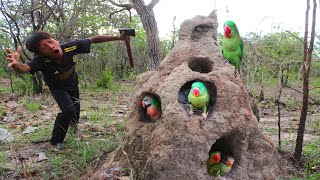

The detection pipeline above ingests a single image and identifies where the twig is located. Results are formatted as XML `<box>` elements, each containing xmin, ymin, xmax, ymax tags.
<box><xmin>108</xmin><ymin>0</ymin><xmax>132</xmax><ymax>21</ymax></box>
<box><xmin>285</xmin><ymin>31</ymin><xmax>304</xmax><ymax>44</ymax></box>
<box><xmin>282</xmin><ymin>84</ymin><xmax>319</xmax><ymax>103</ymax></box>
<box><xmin>309</xmin><ymin>86</ymin><xmax>320</xmax><ymax>91</ymax></box>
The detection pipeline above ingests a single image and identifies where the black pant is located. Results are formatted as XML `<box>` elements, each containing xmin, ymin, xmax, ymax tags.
<box><xmin>49</xmin><ymin>86</ymin><xmax>80</xmax><ymax>145</ymax></box>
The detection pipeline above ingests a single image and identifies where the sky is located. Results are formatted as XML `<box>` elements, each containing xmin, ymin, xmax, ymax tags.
<box><xmin>148</xmin><ymin>0</ymin><xmax>316</xmax><ymax>38</ymax></box>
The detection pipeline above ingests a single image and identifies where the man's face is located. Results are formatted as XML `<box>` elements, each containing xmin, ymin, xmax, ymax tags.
<box><xmin>37</xmin><ymin>38</ymin><xmax>63</xmax><ymax>59</ymax></box>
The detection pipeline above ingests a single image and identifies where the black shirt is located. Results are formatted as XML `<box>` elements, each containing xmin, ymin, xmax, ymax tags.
<box><xmin>27</xmin><ymin>38</ymin><xmax>91</xmax><ymax>89</ymax></box>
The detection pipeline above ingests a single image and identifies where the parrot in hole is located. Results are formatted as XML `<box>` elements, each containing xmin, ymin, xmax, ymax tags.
<box><xmin>207</xmin><ymin>155</ymin><xmax>234</xmax><ymax>177</ymax></box>
<box><xmin>207</xmin><ymin>151</ymin><xmax>221</xmax><ymax>171</ymax></box>
<box><xmin>188</xmin><ymin>82</ymin><xmax>210</xmax><ymax>119</ymax></box>
<box><xmin>141</xmin><ymin>95</ymin><xmax>161</xmax><ymax>121</ymax></box>
<box><xmin>221</xmin><ymin>20</ymin><xmax>243</xmax><ymax>77</ymax></box>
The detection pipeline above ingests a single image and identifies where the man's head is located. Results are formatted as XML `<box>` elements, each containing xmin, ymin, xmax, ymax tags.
<box><xmin>25</xmin><ymin>31</ymin><xmax>63</xmax><ymax>59</ymax></box>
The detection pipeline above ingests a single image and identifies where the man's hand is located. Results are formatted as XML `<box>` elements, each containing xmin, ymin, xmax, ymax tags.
<box><xmin>120</xmin><ymin>32</ymin><xmax>130</xmax><ymax>41</ymax></box>
<box><xmin>5</xmin><ymin>46</ymin><xmax>30</xmax><ymax>74</ymax></box>
<box><xmin>6</xmin><ymin>46</ymin><xmax>22</xmax><ymax>67</ymax></box>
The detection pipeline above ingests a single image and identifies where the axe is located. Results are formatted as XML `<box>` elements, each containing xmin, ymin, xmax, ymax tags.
<box><xmin>119</xmin><ymin>28</ymin><xmax>135</xmax><ymax>68</ymax></box>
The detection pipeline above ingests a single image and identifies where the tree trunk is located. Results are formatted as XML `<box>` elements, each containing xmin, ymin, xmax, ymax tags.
<box><xmin>32</xmin><ymin>72</ymin><xmax>44</xmax><ymax>94</ymax></box>
<box><xmin>130</xmin><ymin>0</ymin><xmax>161</xmax><ymax>70</ymax></box>
<box><xmin>108</xmin><ymin>0</ymin><xmax>161</xmax><ymax>70</ymax></box>
<box><xmin>277</xmin><ymin>67</ymin><xmax>283</xmax><ymax>150</ymax></box>
<box><xmin>294</xmin><ymin>0</ymin><xmax>317</xmax><ymax>163</ymax></box>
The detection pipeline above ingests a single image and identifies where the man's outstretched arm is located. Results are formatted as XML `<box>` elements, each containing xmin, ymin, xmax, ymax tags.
<box><xmin>6</xmin><ymin>46</ymin><xmax>30</xmax><ymax>74</ymax></box>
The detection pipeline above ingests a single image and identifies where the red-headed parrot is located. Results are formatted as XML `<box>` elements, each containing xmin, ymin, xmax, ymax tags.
<box><xmin>221</xmin><ymin>20</ymin><xmax>243</xmax><ymax>77</ymax></box>
<box><xmin>207</xmin><ymin>151</ymin><xmax>221</xmax><ymax>172</ymax></box>
<box><xmin>188</xmin><ymin>82</ymin><xmax>210</xmax><ymax>119</ymax></box>
<box><xmin>207</xmin><ymin>155</ymin><xmax>234</xmax><ymax>177</ymax></box>
<box><xmin>142</xmin><ymin>95</ymin><xmax>161</xmax><ymax>121</ymax></box>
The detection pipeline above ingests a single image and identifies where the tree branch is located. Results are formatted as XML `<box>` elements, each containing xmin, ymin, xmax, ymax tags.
<box><xmin>21</xmin><ymin>0</ymin><xmax>48</xmax><ymax>15</ymax></box>
<box><xmin>108</xmin><ymin>0</ymin><xmax>131</xmax><ymax>8</ymax></box>
<box><xmin>285</xmin><ymin>30</ymin><xmax>304</xmax><ymax>44</ymax></box>
<box><xmin>147</xmin><ymin>0</ymin><xmax>159</xmax><ymax>9</ymax></box>
<box><xmin>108</xmin><ymin>0</ymin><xmax>132</xmax><ymax>20</ymax></box>
<box><xmin>309</xmin><ymin>87</ymin><xmax>320</xmax><ymax>91</ymax></box>
<box><xmin>283</xmin><ymin>84</ymin><xmax>319</xmax><ymax>104</ymax></box>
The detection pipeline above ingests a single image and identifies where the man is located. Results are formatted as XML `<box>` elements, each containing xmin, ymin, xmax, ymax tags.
<box><xmin>6</xmin><ymin>31</ymin><xmax>128</xmax><ymax>151</ymax></box>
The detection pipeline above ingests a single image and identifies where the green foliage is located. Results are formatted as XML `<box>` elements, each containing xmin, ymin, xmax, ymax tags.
<box><xmin>96</xmin><ymin>67</ymin><xmax>114</xmax><ymax>88</ymax></box>
<box><xmin>0</xmin><ymin>151</ymin><xmax>7</xmax><ymax>164</ymax></box>
<box><xmin>122</xmin><ymin>68</ymin><xmax>137</xmax><ymax>81</ymax></box>
<box><xmin>303</xmin><ymin>140</ymin><xmax>320</xmax><ymax>176</ymax></box>
<box><xmin>264</xmin><ymin>127</ymin><xmax>278</xmax><ymax>136</ymax></box>
<box><xmin>281</xmin><ymin>124</ymin><xmax>296</xmax><ymax>151</ymax></box>
<box><xmin>19</xmin><ymin>96</ymin><xmax>29</xmax><ymax>105</ymax></box>
<box><xmin>88</xmin><ymin>113</ymin><xmax>101</xmax><ymax>123</ymax></box>
<box><xmin>12</xmin><ymin>74</ymin><xmax>34</xmax><ymax>96</ymax></box>
<box><xmin>26</xmin><ymin>102</ymin><xmax>40</xmax><ymax>112</ymax></box>
<box><xmin>83</xmin><ymin>144</ymin><xmax>89</xmax><ymax>162</ymax></box>
<box><xmin>24</xmin><ymin>126</ymin><xmax>52</xmax><ymax>143</ymax></box>
<box><xmin>0</xmin><ymin>66</ymin><xmax>6</xmax><ymax>77</ymax></box>
<box><xmin>160</xmin><ymin>38</ymin><xmax>173</xmax><ymax>59</ymax></box>
<box><xmin>244</xmin><ymin>31</ymin><xmax>305</xmax><ymax>87</ymax></box>
<box><xmin>0</xmin><ymin>105</ymin><xmax>4</xmax><ymax>118</ymax></box>
<box><xmin>19</xmin><ymin>96</ymin><xmax>41</xmax><ymax>112</ymax></box>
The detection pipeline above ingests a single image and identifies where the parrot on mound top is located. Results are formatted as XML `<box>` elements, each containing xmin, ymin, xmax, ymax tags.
<box><xmin>142</xmin><ymin>95</ymin><xmax>161</xmax><ymax>122</ymax></box>
<box><xmin>221</xmin><ymin>20</ymin><xmax>243</xmax><ymax>77</ymax></box>
<box><xmin>188</xmin><ymin>82</ymin><xmax>210</xmax><ymax>119</ymax></box>
<box><xmin>207</xmin><ymin>155</ymin><xmax>234</xmax><ymax>177</ymax></box>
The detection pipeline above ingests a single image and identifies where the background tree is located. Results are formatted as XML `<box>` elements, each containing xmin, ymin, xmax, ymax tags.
<box><xmin>108</xmin><ymin>0</ymin><xmax>161</xmax><ymax>70</ymax></box>
<box><xmin>294</xmin><ymin>0</ymin><xmax>317</xmax><ymax>163</ymax></box>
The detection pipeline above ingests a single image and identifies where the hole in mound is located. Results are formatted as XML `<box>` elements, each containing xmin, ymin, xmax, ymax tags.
<box><xmin>178</xmin><ymin>80</ymin><xmax>217</xmax><ymax>118</ymax></box>
<box><xmin>139</xmin><ymin>92</ymin><xmax>162</xmax><ymax>123</ymax></box>
<box><xmin>207</xmin><ymin>138</ymin><xmax>235</xmax><ymax>177</ymax></box>
<box><xmin>191</xmin><ymin>24</ymin><xmax>213</xmax><ymax>41</ymax></box>
<box><xmin>188</xmin><ymin>57</ymin><xmax>213</xmax><ymax>73</ymax></box>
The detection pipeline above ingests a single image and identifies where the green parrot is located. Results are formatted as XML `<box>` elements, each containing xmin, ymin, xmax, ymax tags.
<box><xmin>207</xmin><ymin>151</ymin><xmax>221</xmax><ymax>171</ymax></box>
<box><xmin>207</xmin><ymin>155</ymin><xmax>234</xmax><ymax>177</ymax></box>
<box><xmin>142</xmin><ymin>95</ymin><xmax>161</xmax><ymax>122</ymax></box>
<box><xmin>221</xmin><ymin>20</ymin><xmax>243</xmax><ymax>77</ymax></box>
<box><xmin>188</xmin><ymin>82</ymin><xmax>210</xmax><ymax>119</ymax></box>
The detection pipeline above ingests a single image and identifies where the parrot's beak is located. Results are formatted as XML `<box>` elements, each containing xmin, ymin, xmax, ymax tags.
<box><xmin>227</xmin><ymin>161</ymin><xmax>233</xmax><ymax>167</ymax></box>
<box><xmin>224</xmin><ymin>25</ymin><xmax>231</xmax><ymax>38</ymax></box>
<box><xmin>193</xmin><ymin>87</ymin><xmax>200</xmax><ymax>97</ymax></box>
<box><xmin>142</xmin><ymin>101</ymin><xmax>146</xmax><ymax>108</ymax></box>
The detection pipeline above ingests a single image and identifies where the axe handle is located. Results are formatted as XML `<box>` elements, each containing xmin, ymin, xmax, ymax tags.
<box><xmin>125</xmin><ymin>40</ymin><xmax>134</xmax><ymax>68</ymax></box>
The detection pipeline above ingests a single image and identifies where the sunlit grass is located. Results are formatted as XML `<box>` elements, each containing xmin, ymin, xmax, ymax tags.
<box><xmin>24</xmin><ymin>126</ymin><xmax>52</xmax><ymax>142</ymax></box>
<box><xmin>0</xmin><ymin>151</ymin><xmax>7</xmax><ymax>164</ymax></box>
<box><xmin>302</xmin><ymin>139</ymin><xmax>320</xmax><ymax>178</ymax></box>
<box><xmin>0</xmin><ymin>105</ymin><xmax>4</xmax><ymax>118</ymax></box>
<box><xmin>26</xmin><ymin>102</ymin><xmax>40</xmax><ymax>112</ymax></box>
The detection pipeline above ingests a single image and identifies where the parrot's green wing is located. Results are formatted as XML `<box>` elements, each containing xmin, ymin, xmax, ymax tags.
<box><xmin>220</xmin><ymin>162</ymin><xmax>232</xmax><ymax>175</ymax></box>
<box><xmin>208</xmin><ymin>162</ymin><xmax>231</xmax><ymax>177</ymax></box>
<box><xmin>208</xmin><ymin>163</ymin><xmax>221</xmax><ymax>176</ymax></box>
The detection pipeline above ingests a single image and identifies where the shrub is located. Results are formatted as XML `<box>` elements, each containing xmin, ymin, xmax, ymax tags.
<box><xmin>96</xmin><ymin>67</ymin><xmax>114</xmax><ymax>88</ymax></box>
